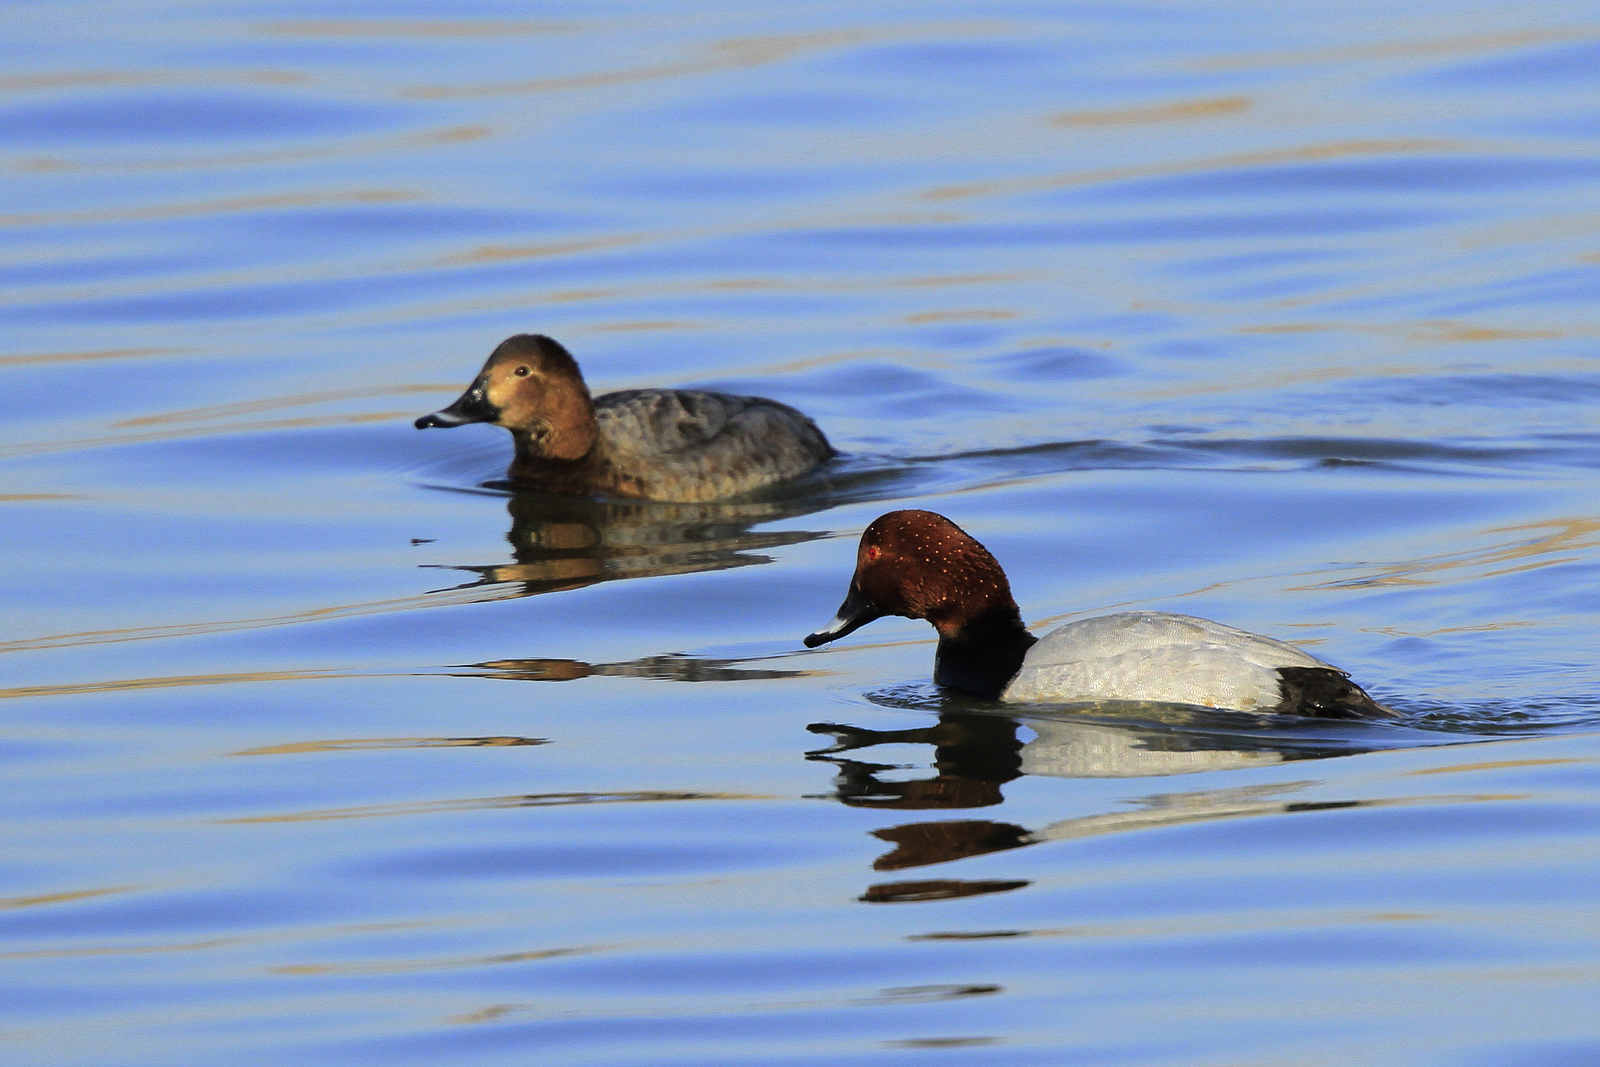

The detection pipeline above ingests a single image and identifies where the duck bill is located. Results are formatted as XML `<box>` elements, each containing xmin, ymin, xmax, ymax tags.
<box><xmin>804</xmin><ymin>584</ymin><xmax>885</xmax><ymax>648</ymax></box>
<box><xmin>415</xmin><ymin>379</ymin><xmax>497</xmax><ymax>429</ymax></box>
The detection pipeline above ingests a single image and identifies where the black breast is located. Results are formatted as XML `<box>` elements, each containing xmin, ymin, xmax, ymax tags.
<box><xmin>1275</xmin><ymin>666</ymin><xmax>1394</xmax><ymax>719</ymax></box>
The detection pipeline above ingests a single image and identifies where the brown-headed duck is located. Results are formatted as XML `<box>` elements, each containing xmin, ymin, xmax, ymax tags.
<box><xmin>416</xmin><ymin>334</ymin><xmax>833</xmax><ymax>502</ymax></box>
<box><xmin>804</xmin><ymin>509</ymin><xmax>1393</xmax><ymax>718</ymax></box>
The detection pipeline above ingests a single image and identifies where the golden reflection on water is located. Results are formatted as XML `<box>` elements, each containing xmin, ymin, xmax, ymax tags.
<box><xmin>1235</xmin><ymin>319</ymin><xmax>1561</xmax><ymax>348</ymax></box>
<box><xmin>1459</xmin><ymin>211</ymin><xmax>1600</xmax><ymax>258</ymax></box>
<box><xmin>107</xmin><ymin>384</ymin><xmax>439</xmax><ymax>430</ymax></box>
<box><xmin>589</xmin><ymin>318</ymin><xmax>703</xmax><ymax>334</ymax></box>
<box><xmin>0</xmin><ymin>584</ymin><xmax>524</xmax><ymax>657</ymax></box>
<box><xmin>543</xmin><ymin>286</ymin><xmax>626</xmax><ymax>304</ymax></box>
<box><xmin>0</xmin><ymin>885</ymin><xmax>133</xmax><ymax>911</ymax></box>
<box><xmin>518</xmin><ymin>273</ymin><xmax>1028</xmax><ymax>345</ymax></box>
<box><xmin>439</xmin><ymin>234</ymin><xmax>644</xmax><ymax>267</ymax></box>
<box><xmin>1301</xmin><ymin>515</ymin><xmax>1600</xmax><ymax>592</ymax></box>
<box><xmin>1235</xmin><ymin>321</ymin><xmax>1563</xmax><ymax>344</ymax></box>
<box><xmin>0</xmin><ymin>188</ymin><xmax>418</xmax><ymax>228</ymax></box>
<box><xmin>7</xmin><ymin>407</ymin><xmax>400</xmax><ymax>454</ymax></box>
<box><xmin>1409</xmin><ymin>323</ymin><xmax>1564</xmax><ymax>343</ymax></box>
<box><xmin>1191</xmin><ymin>26</ymin><xmax>1588</xmax><ymax>72</ymax></box>
<box><xmin>11</xmin><ymin>123</ymin><xmax>494</xmax><ymax>176</ymax></box>
<box><xmin>1050</xmin><ymin>94</ymin><xmax>1251</xmax><ymax>127</ymax></box>
<box><xmin>0</xmin><ymin>917</ymin><xmax>445</xmax><ymax>963</ymax></box>
<box><xmin>1406</xmin><ymin>756</ymin><xmax>1588</xmax><ymax>777</ymax></box>
<box><xmin>1017</xmin><ymin>515</ymin><xmax>1600</xmax><ymax>644</ymax></box>
<box><xmin>0</xmin><ymin>70</ymin><xmax>308</xmax><ymax>93</ymax></box>
<box><xmin>919</xmin><ymin>137</ymin><xmax>1451</xmax><ymax>204</ymax></box>
<box><xmin>904</xmin><ymin>309</ymin><xmax>1017</xmax><ymax>325</ymax></box>
<box><xmin>0</xmin><ymin>935</ymin><xmax>239</xmax><ymax>962</ymax></box>
<box><xmin>0</xmin><ymin>668</ymin><xmax>373</xmax><ymax>701</ymax></box>
<box><xmin>403</xmin><ymin>28</ymin><xmax>873</xmax><ymax>100</ymax></box>
<box><xmin>257</xmin><ymin>18</ymin><xmax>575</xmax><ymax>39</ymax></box>
<box><xmin>1132</xmin><ymin>356</ymin><xmax>1430</xmax><ymax>402</ymax></box>
<box><xmin>0</xmin><ymin>346</ymin><xmax>178</xmax><ymax>368</ymax></box>
<box><xmin>1135</xmin><ymin>338</ymin><xmax>1580</xmax><ymax>403</ymax></box>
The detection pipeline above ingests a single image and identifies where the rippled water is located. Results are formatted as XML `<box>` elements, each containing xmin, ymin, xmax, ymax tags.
<box><xmin>4</xmin><ymin>3</ymin><xmax>1600</xmax><ymax>1063</ymax></box>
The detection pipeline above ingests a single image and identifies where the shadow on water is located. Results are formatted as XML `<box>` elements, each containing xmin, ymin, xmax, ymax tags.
<box><xmin>804</xmin><ymin>685</ymin><xmax>1559</xmax><ymax>903</ymax></box>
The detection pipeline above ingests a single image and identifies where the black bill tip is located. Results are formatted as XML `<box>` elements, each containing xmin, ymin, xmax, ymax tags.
<box><xmin>803</xmin><ymin>585</ymin><xmax>883</xmax><ymax>649</ymax></box>
<box><xmin>415</xmin><ymin>380</ymin><xmax>496</xmax><ymax>431</ymax></box>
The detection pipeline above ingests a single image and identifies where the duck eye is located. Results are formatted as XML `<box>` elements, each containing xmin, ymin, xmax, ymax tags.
<box><xmin>865</xmin><ymin>545</ymin><xmax>881</xmax><ymax>562</ymax></box>
<box><xmin>514</xmin><ymin>365</ymin><xmax>530</xmax><ymax>377</ymax></box>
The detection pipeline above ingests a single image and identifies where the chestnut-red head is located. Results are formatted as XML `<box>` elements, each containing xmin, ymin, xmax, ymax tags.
<box><xmin>804</xmin><ymin>509</ymin><xmax>1019</xmax><ymax>647</ymax></box>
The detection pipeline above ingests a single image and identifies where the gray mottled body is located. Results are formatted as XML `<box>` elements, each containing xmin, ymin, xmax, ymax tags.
<box><xmin>583</xmin><ymin>389</ymin><xmax>833</xmax><ymax>502</ymax></box>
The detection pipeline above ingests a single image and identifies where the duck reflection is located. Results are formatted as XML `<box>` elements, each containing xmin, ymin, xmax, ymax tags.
<box><xmin>424</xmin><ymin>489</ymin><xmax>830</xmax><ymax>599</ymax></box>
<box><xmin>416</xmin><ymin>449</ymin><xmax>931</xmax><ymax>602</ymax></box>
<box><xmin>809</xmin><ymin>698</ymin><xmax>1400</xmax><ymax>903</ymax></box>
<box><xmin>445</xmin><ymin>651</ymin><xmax>809</xmax><ymax>684</ymax></box>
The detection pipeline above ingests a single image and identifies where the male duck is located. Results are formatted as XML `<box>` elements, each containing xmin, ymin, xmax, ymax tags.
<box><xmin>416</xmin><ymin>334</ymin><xmax>834</xmax><ymax>502</ymax></box>
<box><xmin>804</xmin><ymin>509</ymin><xmax>1392</xmax><ymax>718</ymax></box>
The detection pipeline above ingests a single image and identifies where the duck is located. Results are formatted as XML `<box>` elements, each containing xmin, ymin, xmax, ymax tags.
<box><xmin>804</xmin><ymin>509</ymin><xmax>1393</xmax><ymax>718</ymax></box>
<box><xmin>416</xmin><ymin>334</ymin><xmax>834</xmax><ymax>502</ymax></box>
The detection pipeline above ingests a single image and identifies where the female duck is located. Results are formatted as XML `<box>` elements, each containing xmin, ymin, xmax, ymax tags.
<box><xmin>416</xmin><ymin>334</ymin><xmax>833</xmax><ymax>502</ymax></box>
<box><xmin>804</xmin><ymin>509</ymin><xmax>1392</xmax><ymax>718</ymax></box>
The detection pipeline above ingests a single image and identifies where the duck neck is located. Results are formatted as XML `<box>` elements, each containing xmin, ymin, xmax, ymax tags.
<box><xmin>933</xmin><ymin>605</ymin><xmax>1038</xmax><ymax>700</ymax></box>
<box><xmin>508</xmin><ymin>430</ymin><xmax>611</xmax><ymax>491</ymax></box>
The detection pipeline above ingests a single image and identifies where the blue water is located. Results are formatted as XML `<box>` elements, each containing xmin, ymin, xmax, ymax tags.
<box><xmin>4</xmin><ymin>2</ymin><xmax>1600</xmax><ymax>1063</ymax></box>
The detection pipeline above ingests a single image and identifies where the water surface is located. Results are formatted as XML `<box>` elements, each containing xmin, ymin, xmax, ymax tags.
<box><xmin>4</xmin><ymin>2</ymin><xmax>1600</xmax><ymax>1063</ymax></box>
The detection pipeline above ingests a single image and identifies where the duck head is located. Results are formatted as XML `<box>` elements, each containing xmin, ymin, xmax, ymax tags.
<box><xmin>415</xmin><ymin>334</ymin><xmax>597</xmax><ymax>461</ymax></box>
<box><xmin>805</xmin><ymin>509</ymin><xmax>1023</xmax><ymax>648</ymax></box>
